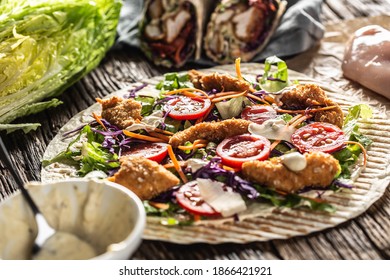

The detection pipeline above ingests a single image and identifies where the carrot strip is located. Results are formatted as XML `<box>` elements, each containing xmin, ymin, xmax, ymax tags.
<box><xmin>196</xmin><ymin>103</ymin><xmax>215</xmax><ymax>124</ymax></box>
<box><xmin>92</xmin><ymin>112</ymin><xmax>107</xmax><ymax>131</ymax></box>
<box><xmin>289</xmin><ymin>115</ymin><xmax>311</xmax><ymax>128</ymax></box>
<box><xmin>235</xmin><ymin>57</ymin><xmax>243</xmax><ymax>80</ymax></box>
<box><xmin>163</xmin><ymin>88</ymin><xmax>209</xmax><ymax>99</ymax></box>
<box><xmin>123</xmin><ymin>130</ymin><xmax>163</xmax><ymax>142</ymax></box>
<box><xmin>153</xmin><ymin>127</ymin><xmax>174</xmax><ymax>136</ymax></box>
<box><xmin>163</xmin><ymin>161</ymin><xmax>186</xmax><ymax>169</ymax></box>
<box><xmin>178</xmin><ymin>144</ymin><xmax>207</xmax><ymax>151</ymax></box>
<box><xmin>211</xmin><ymin>91</ymin><xmax>246</xmax><ymax>103</ymax></box>
<box><xmin>345</xmin><ymin>141</ymin><xmax>368</xmax><ymax>167</ymax></box>
<box><xmin>193</xmin><ymin>139</ymin><xmax>208</xmax><ymax>145</ymax></box>
<box><xmin>222</xmin><ymin>165</ymin><xmax>240</xmax><ymax>172</ymax></box>
<box><xmin>148</xmin><ymin>131</ymin><xmax>170</xmax><ymax>142</ymax></box>
<box><xmin>245</xmin><ymin>92</ymin><xmax>270</xmax><ymax>105</ymax></box>
<box><xmin>167</xmin><ymin>145</ymin><xmax>188</xmax><ymax>183</ymax></box>
<box><xmin>287</xmin><ymin>114</ymin><xmax>303</xmax><ymax>125</ymax></box>
<box><xmin>149</xmin><ymin>201</ymin><xmax>170</xmax><ymax>210</ymax></box>
<box><xmin>270</xmin><ymin>140</ymin><xmax>281</xmax><ymax>151</ymax></box>
<box><xmin>276</xmin><ymin>105</ymin><xmax>338</xmax><ymax>115</ymax></box>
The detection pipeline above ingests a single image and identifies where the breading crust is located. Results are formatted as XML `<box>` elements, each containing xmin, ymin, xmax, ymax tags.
<box><xmin>280</xmin><ymin>84</ymin><xmax>344</xmax><ymax>128</ymax></box>
<box><xmin>98</xmin><ymin>96</ymin><xmax>142</xmax><ymax>129</ymax></box>
<box><xmin>169</xmin><ymin>119</ymin><xmax>251</xmax><ymax>147</ymax></box>
<box><xmin>242</xmin><ymin>152</ymin><xmax>340</xmax><ymax>193</ymax></box>
<box><xmin>111</xmin><ymin>156</ymin><xmax>180</xmax><ymax>200</ymax></box>
<box><xmin>189</xmin><ymin>70</ymin><xmax>251</xmax><ymax>92</ymax></box>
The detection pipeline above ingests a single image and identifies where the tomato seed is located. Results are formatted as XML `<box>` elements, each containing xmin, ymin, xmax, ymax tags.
<box><xmin>302</xmin><ymin>133</ymin><xmax>311</xmax><ymax>139</ymax></box>
<box><xmin>325</xmin><ymin>139</ymin><xmax>333</xmax><ymax>144</ymax></box>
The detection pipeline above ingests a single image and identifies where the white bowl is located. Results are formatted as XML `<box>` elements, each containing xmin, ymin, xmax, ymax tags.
<box><xmin>0</xmin><ymin>179</ymin><xmax>145</xmax><ymax>260</ymax></box>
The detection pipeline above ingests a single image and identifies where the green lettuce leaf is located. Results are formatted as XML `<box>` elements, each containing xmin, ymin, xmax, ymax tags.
<box><xmin>0</xmin><ymin>0</ymin><xmax>122</xmax><ymax>132</ymax></box>
<box><xmin>259</xmin><ymin>56</ymin><xmax>290</xmax><ymax>93</ymax></box>
<box><xmin>156</xmin><ymin>72</ymin><xmax>193</xmax><ymax>92</ymax></box>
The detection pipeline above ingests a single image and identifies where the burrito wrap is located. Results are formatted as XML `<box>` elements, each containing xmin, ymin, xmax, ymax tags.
<box><xmin>204</xmin><ymin>0</ymin><xmax>287</xmax><ymax>64</ymax></box>
<box><xmin>140</xmin><ymin>0</ymin><xmax>214</xmax><ymax>67</ymax></box>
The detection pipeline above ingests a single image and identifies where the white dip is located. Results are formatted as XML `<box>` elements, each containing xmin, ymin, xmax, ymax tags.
<box><xmin>33</xmin><ymin>232</ymin><xmax>97</xmax><ymax>260</ymax></box>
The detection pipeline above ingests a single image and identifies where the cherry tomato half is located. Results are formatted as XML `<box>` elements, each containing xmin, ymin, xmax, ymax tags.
<box><xmin>175</xmin><ymin>182</ymin><xmax>221</xmax><ymax>217</ymax></box>
<box><xmin>216</xmin><ymin>134</ymin><xmax>271</xmax><ymax>168</ymax></box>
<box><xmin>164</xmin><ymin>96</ymin><xmax>211</xmax><ymax>120</ymax></box>
<box><xmin>241</xmin><ymin>105</ymin><xmax>277</xmax><ymax>124</ymax></box>
<box><xmin>122</xmin><ymin>143</ymin><xmax>168</xmax><ymax>163</ymax></box>
<box><xmin>291</xmin><ymin>122</ymin><xmax>346</xmax><ymax>153</ymax></box>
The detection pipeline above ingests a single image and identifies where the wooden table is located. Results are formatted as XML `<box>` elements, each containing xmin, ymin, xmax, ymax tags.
<box><xmin>1</xmin><ymin>0</ymin><xmax>389</xmax><ymax>260</ymax></box>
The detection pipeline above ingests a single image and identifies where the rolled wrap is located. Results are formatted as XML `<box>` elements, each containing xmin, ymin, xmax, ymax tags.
<box><xmin>139</xmin><ymin>0</ymin><xmax>214</xmax><ymax>68</ymax></box>
<box><xmin>204</xmin><ymin>0</ymin><xmax>286</xmax><ymax>64</ymax></box>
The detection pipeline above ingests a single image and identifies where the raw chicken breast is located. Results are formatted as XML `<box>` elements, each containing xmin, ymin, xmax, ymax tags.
<box><xmin>342</xmin><ymin>25</ymin><xmax>390</xmax><ymax>99</ymax></box>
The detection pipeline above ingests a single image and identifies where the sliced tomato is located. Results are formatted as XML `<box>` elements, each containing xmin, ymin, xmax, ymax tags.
<box><xmin>291</xmin><ymin>122</ymin><xmax>346</xmax><ymax>153</ymax></box>
<box><xmin>164</xmin><ymin>96</ymin><xmax>211</xmax><ymax>120</ymax></box>
<box><xmin>175</xmin><ymin>182</ymin><xmax>221</xmax><ymax>217</ymax></box>
<box><xmin>241</xmin><ymin>105</ymin><xmax>277</xmax><ymax>124</ymax></box>
<box><xmin>122</xmin><ymin>143</ymin><xmax>168</xmax><ymax>163</ymax></box>
<box><xmin>216</xmin><ymin>134</ymin><xmax>271</xmax><ymax>168</ymax></box>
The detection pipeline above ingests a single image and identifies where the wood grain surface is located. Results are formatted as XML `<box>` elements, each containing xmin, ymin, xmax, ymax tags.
<box><xmin>1</xmin><ymin>0</ymin><xmax>389</xmax><ymax>260</ymax></box>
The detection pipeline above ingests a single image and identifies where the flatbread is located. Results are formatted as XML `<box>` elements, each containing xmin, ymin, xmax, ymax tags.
<box><xmin>41</xmin><ymin>63</ymin><xmax>390</xmax><ymax>244</ymax></box>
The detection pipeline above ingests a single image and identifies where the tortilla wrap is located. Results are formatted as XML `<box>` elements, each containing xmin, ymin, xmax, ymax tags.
<box><xmin>204</xmin><ymin>0</ymin><xmax>287</xmax><ymax>64</ymax></box>
<box><xmin>139</xmin><ymin>0</ymin><xmax>215</xmax><ymax>68</ymax></box>
<box><xmin>42</xmin><ymin>63</ymin><xmax>390</xmax><ymax>244</ymax></box>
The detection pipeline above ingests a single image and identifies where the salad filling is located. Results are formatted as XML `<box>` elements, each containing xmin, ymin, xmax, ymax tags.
<box><xmin>43</xmin><ymin>57</ymin><xmax>372</xmax><ymax>225</ymax></box>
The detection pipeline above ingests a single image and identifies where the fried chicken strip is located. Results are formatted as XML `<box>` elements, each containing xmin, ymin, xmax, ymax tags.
<box><xmin>242</xmin><ymin>152</ymin><xmax>340</xmax><ymax>193</ymax></box>
<box><xmin>280</xmin><ymin>84</ymin><xmax>344</xmax><ymax>128</ymax></box>
<box><xmin>111</xmin><ymin>156</ymin><xmax>180</xmax><ymax>200</ymax></box>
<box><xmin>97</xmin><ymin>96</ymin><xmax>142</xmax><ymax>129</ymax></box>
<box><xmin>169</xmin><ymin>119</ymin><xmax>251</xmax><ymax>148</ymax></box>
<box><xmin>189</xmin><ymin>70</ymin><xmax>251</xmax><ymax>92</ymax></box>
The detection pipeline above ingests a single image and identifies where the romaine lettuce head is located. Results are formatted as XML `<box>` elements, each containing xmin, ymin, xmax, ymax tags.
<box><xmin>0</xmin><ymin>0</ymin><xmax>122</xmax><ymax>133</ymax></box>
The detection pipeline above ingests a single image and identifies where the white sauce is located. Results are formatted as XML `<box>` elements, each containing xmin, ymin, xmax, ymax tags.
<box><xmin>281</xmin><ymin>152</ymin><xmax>307</xmax><ymax>172</ymax></box>
<box><xmin>248</xmin><ymin>119</ymin><xmax>296</xmax><ymax>141</ymax></box>
<box><xmin>197</xmin><ymin>178</ymin><xmax>247</xmax><ymax>217</ymax></box>
<box><xmin>33</xmin><ymin>232</ymin><xmax>96</xmax><ymax>260</ymax></box>
<box><xmin>186</xmin><ymin>158</ymin><xmax>207</xmax><ymax>173</ymax></box>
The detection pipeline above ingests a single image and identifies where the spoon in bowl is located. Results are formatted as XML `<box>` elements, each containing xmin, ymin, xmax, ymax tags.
<box><xmin>0</xmin><ymin>136</ymin><xmax>55</xmax><ymax>256</ymax></box>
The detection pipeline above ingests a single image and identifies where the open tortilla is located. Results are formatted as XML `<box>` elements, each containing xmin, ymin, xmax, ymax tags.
<box><xmin>42</xmin><ymin>63</ymin><xmax>390</xmax><ymax>244</ymax></box>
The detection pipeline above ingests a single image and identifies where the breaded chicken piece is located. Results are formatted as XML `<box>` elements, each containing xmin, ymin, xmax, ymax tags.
<box><xmin>169</xmin><ymin>119</ymin><xmax>251</xmax><ymax>148</ymax></box>
<box><xmin>242</xmin><ymin>152</ymin><xmax>340</xmax><ymax>193</ymax></box>
<box><xmin>111</xmin><ymin>156</ymin><xmax>180</xmax><ymax>200</ymax></box>
<box><xmin>97</xmin><ymin>96</ymin><xmax>142</xmax><ymax>129</ymax></box>
<box><xmin>189</xmin><ymin>70</ymin><xmax>251</xmax><ymax>92</ymax></box>
<box><xmin>280</xmin><ymin>84</ymin><xmax>343</xmax><ymax>128</ymax></box>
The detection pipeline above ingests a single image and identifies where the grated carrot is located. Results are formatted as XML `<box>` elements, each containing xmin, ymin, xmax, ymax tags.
<box><xmin>149</xmin><ymin>201</ymin><xmax>170</xmax><ymax>210</ymax></box>
<box><xmin>178</xmin><ymin>143</ymin><xmax>207</xmax><ymax>151</ymax></box>
<box><xmin>195</xmin><ymin>103</ymin><xmax>215</xmax><ymax>124</ymax></box>
<box><xmin>270</xmin><ymin>140</ymin><xmax>281</xmax><ymax>151</ymax></box>
<box><xmin>211</xmin><ymin>91</ymin><xmax>246</xmax><ymax>103</ymax></box>
<box><xmin>163</xmin><ymin>161</ymin><xmax>186</xmax><ymax>169</ymax></box>
<box><xmin>245</xmin><ymin>92</ymin><xmax>270</xmax><ymax>105</ymax></box>
<box><xmin>345</xmin><ymin>141</ymin><xmax>368</xmax><ymax>167</ymax></box>
<box><xmin>123</xmin><ymin>130</ymin><xmax>163</xmax><ymax>142</ymax></box>
<box><xmin>167</xmin><ymin>145</ymin><xmax>188</xmax><ymax>183</ymax></box>
<box><xmin>148</xmin><ymin>131</ymin><xmax>170</xmax><ymax>142</ymax></box>
<box><xmin>153</xmin><ymin>127</ymin><xmax>174</xmax><ymax>135</ymax></box>
<box><xmin>235</xmin><ymin>57</ymin><xmax>243</xmax><ymax>80</ymax></box>
<box><xmin>222</xmin><ymin>165</ymin><xmax>240</xmax><ymax>172</ymax></box>
<box><xmin>289</xmin><ymin>115</ymin><xmax>311</xmax><ymax>128</ymax></box>
<box><xmin>92</xmin><ymin>112</ymin><xmax>107</xmax><ymax>131</ymax></box>
<box><xmin>276</xmin><ymin>105</ymin><xmax>338</xmax><ymax>115</ymax></box>
<box><xmin>163</xmin><ymin>88</ymin><xmax>209</xmax><ymax>99</ymax></box>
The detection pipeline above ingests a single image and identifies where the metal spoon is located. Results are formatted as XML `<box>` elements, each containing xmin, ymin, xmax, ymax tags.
<box><xmin>0</xmin><ymin>136</ymin><xmax>55</xmax><ymax>256</ymax></box>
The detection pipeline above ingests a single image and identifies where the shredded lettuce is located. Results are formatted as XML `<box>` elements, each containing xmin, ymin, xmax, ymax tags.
<box><xmin>343</xmin><ymin>104</ymin><xmax>373</xmax><ymax>147</ymax></box>
<box><xmin>0</xmin><ymin>0</ymin><xmax>122</xmax><ymax>133</ymax></box>
<box><xmin>259</xmin><ymin>56</ymin><xmax>290</xmax><ymax>93</ymax></box>
<box><xmin>156</xmin><ymin>72</ymin><xmax>193</xmax><ymax>92</ymax></box>
<box><xmin>43</xmin><ymin>124</ymin><xmax>119</xmax><ymax>176</ymax></box>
